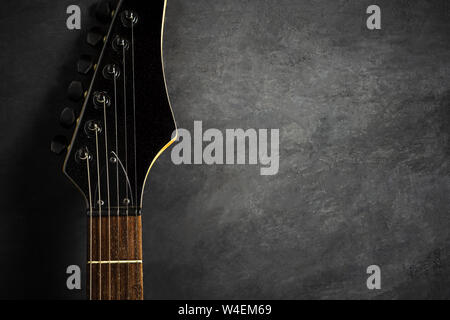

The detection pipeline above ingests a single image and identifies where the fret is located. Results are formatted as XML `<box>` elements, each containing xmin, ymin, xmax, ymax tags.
<box><xmin>87</xmin><ymin>215</ymin><xmax>143</xmax><ymax>300</ymax></box>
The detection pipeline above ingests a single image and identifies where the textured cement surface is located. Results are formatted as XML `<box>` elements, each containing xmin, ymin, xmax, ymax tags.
<box><xmin>0</xmin><ymin>0</ymin><xmax>449</xmax><ymax>299</ymax></box>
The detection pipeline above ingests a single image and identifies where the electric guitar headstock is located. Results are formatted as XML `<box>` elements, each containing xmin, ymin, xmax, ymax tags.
<box><xmin>54</xmin><ymin>0</ymin><xmax>177</xmax><ymax>215</ymax></box>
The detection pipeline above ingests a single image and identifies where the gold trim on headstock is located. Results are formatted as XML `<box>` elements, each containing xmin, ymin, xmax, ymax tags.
<box><xmin>63</xmin><ymin>0</ymin><xmax>178</xmax><ymax>209</ymax></box>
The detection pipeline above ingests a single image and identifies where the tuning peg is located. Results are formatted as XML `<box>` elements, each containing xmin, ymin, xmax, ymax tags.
<box><xmin>68</xmin><ymin>81</ymin><xmax>84</xmax><ymax>101</ymax></box>
<box><xmin>95</xmin><ymin>0</ymin><xmax>113</xmax><ymax>23</ymax></box>
<box><xmin>77</xmin><ymin>55</ymin><xmax>94</xmax><ymax>75</ymax></box>
<box><xmin>60</xmin><ymin>107</ymin><xmax>76</xmax><ymax>128</ymax></box>
<box><xmin>51</xmin><ymin>135</ymin><xmax>68</xmax><ymax>155</ymax></box>
<box><xmin>87</xmin><ymin>27</ymin><xmax>104</xmax><ymax>47</ymax></box>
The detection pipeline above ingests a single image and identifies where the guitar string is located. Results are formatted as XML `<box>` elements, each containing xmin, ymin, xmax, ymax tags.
<box><xmin>102</xmin><ymin>98</ymin><xmax>112</xmax><ymax>300</ymax></box>
<box><xmin>122</xmin><ymin>45</ymin><xmax>130</xmax><ymax>299</ymax></box>
<box><xmin>94</xmin><ymin>125</ymin><xmax>102</xmax><ymax>300</ymax></box>
<box><xmin>113</xmin><ymin>75</ymin><xmax>121</xmax><ymax>299</ymax></box>
<box><xmin>131</xmin><ymin>21</ymin><xmax>140</xmax><ymax>298</ymax></box>
<box><xmin>85</xmin><ymin>151</ymin><xmax>93</xmax><ymax>300</ymax></box>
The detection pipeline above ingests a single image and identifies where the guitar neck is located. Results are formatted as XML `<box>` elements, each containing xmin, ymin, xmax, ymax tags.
<box><xmin>87</xmin><ymin>214</ymin><xmax>143</xmax><ymax>300</ymax></box>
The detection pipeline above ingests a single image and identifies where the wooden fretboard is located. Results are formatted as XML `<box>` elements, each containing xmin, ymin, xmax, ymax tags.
<box><xmin>87</xmin><ymin>215</ymin><xmax>143</xmax><ymax>300</ymax></box>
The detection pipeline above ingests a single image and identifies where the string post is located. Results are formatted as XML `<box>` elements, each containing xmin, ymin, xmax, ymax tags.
<box><xmin>84</xmin><ymin>120</ymin><xmax>102</xmax><ymax>138</ymax></box>
<box><xmin>112</xmin><ymin>35</ymin><xmax>129</xmax><ymax>52</ymax></box>
<box><xmin>121</xmin><ymin>10</ymin><xmax>138</xmax><ymax>28</ymax></box>
<box><xmin>103</xmin><ymin>64</ymin><xmax>121</xmax><ymax>80</ymax></box>
<box><xmin>93</xmin><ymin>91</ymin><xmax>111</xmax><ymax>109</ymax></box>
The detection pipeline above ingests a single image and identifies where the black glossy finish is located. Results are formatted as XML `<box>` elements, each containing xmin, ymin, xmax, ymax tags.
<box><xmin>86</xmin><ymin>27</ymin><xmax>104</xmax><ymax>47</ymax></box>
<box><xmin>64</xmin><ymin>0</ymin><xmax>176</xmax><ymax>212</ymax></box>
<box><xmin>67</xmin><ymin>80</ymin><xmax>84</xmax><ymax>101</ymax></box>
<box><xmin>60</xmin><ymin>107</ymin><xmax>76</xmax><ymax>128</ymax></box>
<box><xmin>51</xmin><ymin>135</ymin><xmax>68</xmax><ymax>155</ymax></box>
<box><xmin>95</xmin><ymin>0</ymin><xmax>113</xmax><ymax>24</ymax></box>
<box><xmin>77</xmin><ymin>54</ymin><xmax>94</xmax><ymax>75</ymax></box>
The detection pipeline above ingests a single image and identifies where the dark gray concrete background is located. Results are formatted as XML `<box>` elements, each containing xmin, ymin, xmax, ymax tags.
<box><xmin>0</xmin><ymin>0</ymin><xmax>449</xmax><ymax>299</ymax></box>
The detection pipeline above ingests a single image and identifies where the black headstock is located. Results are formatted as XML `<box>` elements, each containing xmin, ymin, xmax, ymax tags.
<box><xmin>62</xmin><ymin>0</ymin><xmax>176</xmax><ymax>214</ymax></box>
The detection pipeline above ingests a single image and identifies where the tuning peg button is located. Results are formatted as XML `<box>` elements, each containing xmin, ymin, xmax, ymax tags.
<box><xmin>77</xmin><ymin>55</ymin><xmax>94</xmax><ymax>75</ymax></box>
<box><xmin>87</xmin><ymin>27</ymin><xmax>104</xmax><ymax>47</ymax></box>
<box><xmin>95</xmin><ymin>1</ymin><xmax>113</xmax><ymax>23</ymax></box>
<box><xmin>60</xmin><ymin>107</ymin><xmax>76</xmax><ymax>128</ymax></box>
<box><xmin>68</xmin><ymin>81</ymin><xmax>84</xmax><ymax>101</ymax></box>
<box><xmin>51</xmin><ymin>135</ymin><xmax>68</xmax><ymax>155</ymax></box>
